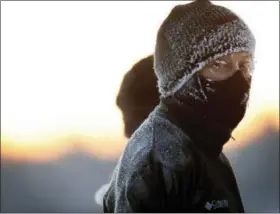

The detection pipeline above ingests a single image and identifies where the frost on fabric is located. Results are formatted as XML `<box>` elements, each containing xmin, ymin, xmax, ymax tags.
<box><xmin>197</xmin><ymin>76</ymin><xmax>208</xmax><ymax>101</ymax></box>
<box><xmin>176</xmin><ymin>76</ymin><xmax>207</xmax><ymax>104</ymax></box>
<box><xmin>187</xmin><ymin>90</ymin><xmax>202</xmax><ymax>102</ymax></box>
<box><xmin>165</xmin><ymin>69</ymin><xmax>198</xmax><ymax>97</ymax></box>
<box><xmin>103</xmin><ymin>108</ymin><xmax>193</xmax><ymax>212</ymax></box>
<box><xmin>157</xmin><ymin>18</ymin><xmax>255</xmax><ymax>98</ymax></box>
<box><xmin>164</xmin><ymin>44</ymin><xmax>255</xmax><ymax>100</ymax></box>
<box><xmin>165</xmin><ymin>61</ymin><xmax>208</xmax><ymax>97</ymax></box>
<box><xmin>205</xmin><ymin>80</ymin><xmax>216</xmax><ymax>93</ymax></box>
<box><xmin>95</xmin><ymin>183</ymin><xmax>110</xmax><ymax>206</ymax></box>
<box><xmin>241</xmin><ymin>92</ymin><xmax>249</xmax><ymax>105</ymax></box>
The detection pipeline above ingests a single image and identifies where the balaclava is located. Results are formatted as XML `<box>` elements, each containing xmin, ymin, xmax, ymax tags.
<box><xmin>117</xmin><ymin>55</ymin><xmax>160</xmax><ymax>138</ymax></box>
<box><xmin>154</xmin><ymin>0</ymin><xmax>255</xmax><ymax>141</ymax></box>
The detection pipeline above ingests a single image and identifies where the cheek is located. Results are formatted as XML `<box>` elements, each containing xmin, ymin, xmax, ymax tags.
<box><xmin>242</xmin><ymin>69</ymin><xmax>252</xmax><ymax>83</ymax></box>
<box><xmin>200</xmin><ymin>67</ymin><xmax>237</xmax><ymax>81</ymax></box>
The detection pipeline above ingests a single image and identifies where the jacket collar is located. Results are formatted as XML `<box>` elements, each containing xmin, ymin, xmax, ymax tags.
<box><xmin>155</xmin><ymin>101</ymin><xmax>231</xmax><ymax>157</ymax></box>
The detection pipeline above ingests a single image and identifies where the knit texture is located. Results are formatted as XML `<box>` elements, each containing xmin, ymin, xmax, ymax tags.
<box><xmin>154</xmin><ymin>0</ymin><xmax>255</xmax><ymax>98</ymax></box>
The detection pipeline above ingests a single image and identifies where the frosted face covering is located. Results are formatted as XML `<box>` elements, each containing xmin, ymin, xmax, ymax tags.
<box><xmin>177</xmin><ymin>52</ymin><xmax>253</xmax><ymax>132</ymax></box>
<box><xmin>199</xmin><ymin>69</ymin><xmax>251</xmax><ymax>131</ymax></box>
<box><xmin>198</xmin><ymin>53</ymin><xmax>252</xmax><ymax>130</ymax></box>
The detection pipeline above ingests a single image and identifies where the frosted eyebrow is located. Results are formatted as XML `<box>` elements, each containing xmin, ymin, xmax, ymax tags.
<box><xmin>215</xmin><ymin>60</ymin><xmax>227</xmax><ymax>65</ymax></box>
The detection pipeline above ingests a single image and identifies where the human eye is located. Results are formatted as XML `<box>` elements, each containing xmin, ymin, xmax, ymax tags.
<box><xmin>200</xmin><ymin>60</ymin><xmax>229</xmax><ymax>81</ymax></box>
<box><xmin>211</xmin><ymin>60</ymin><xmax>227</xmax><ymax>70</ymax></box>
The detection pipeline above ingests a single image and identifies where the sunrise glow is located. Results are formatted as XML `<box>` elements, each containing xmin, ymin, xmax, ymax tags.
<box><xmin>1</xmin><ymin>1</ymin><xmax>279</xmax><ymax>162</ymax></box>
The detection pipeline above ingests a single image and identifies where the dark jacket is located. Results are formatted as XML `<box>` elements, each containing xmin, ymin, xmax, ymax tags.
<box><xmin>103</xmin><ymin>104</ymin><xmax>245</xmax><ymax>213</ymax></box>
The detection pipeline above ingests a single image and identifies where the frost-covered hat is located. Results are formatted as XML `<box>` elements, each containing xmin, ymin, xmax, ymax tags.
<box><xmin>154</xmin><ymin>0</ymin><xmax>255</xmax><ymax>98</ymax></box>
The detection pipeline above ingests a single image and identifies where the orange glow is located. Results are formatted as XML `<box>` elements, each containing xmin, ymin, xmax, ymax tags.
<box><xmin>1</xmin><ymin>137</ymin><xmax>68</xmax><ymax>163</ymax></box>
<box><xmin>2</xmin><ymin>106</ymin><xmax>279</xmax><ymax>163</ymax></box>
<box><xmin>1</xmin><ymin>1</ymin><xmax>279</xmax><ymax>163</ymax></box>
<box><xmin>1</xmin><ymin>72</ymin><xmax>279</xmax><ymax>163</ymax></box>
<box><xmin>224</xmin><ymin>107</ymin><xmax>279</xmax><ymax>152</ymax></box>
<box><xmin>1</xmin><ymin>129</ymin><xmax>127</xmax><ymax>163</ymax></box>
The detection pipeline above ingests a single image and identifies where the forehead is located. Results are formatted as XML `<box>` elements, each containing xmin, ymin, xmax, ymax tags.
<box><xmin>219</xmin><ymin>52</ymin><xmax>250</xmax><ymax>62</ymax></box>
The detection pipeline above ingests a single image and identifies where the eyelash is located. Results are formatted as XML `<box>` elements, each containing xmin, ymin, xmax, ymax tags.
<box><xmin>213</xmin><ymin>62</ymin><xmax>220</xmax><ymax>69</ymax></box>
<box><xmin>213</xmin><ymin>62</ymin><xmax>249</xmax><ymax>70</ymax></box>
<box><xmin>212</xmin><ymin>62</ymin><xmax>225</xmax><ymax>70</ymax></box>
<box><xmin>239</xmin><ymin>62</ymin><xmax>251</xmax><ymax>70</ymax></box>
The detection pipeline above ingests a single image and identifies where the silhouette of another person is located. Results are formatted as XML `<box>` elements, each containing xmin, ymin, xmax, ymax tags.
<box><xmin>116</xmin><ymin>55</ymin><xmax>159</xmax><ymax>139</ymax></box>
<box><xmin>94</xmin><ymin>55</ymin><xmax>159</xmax><ymax>206</ymax></box>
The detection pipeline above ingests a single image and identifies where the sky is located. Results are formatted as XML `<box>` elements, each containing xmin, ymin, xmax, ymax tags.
<box><xmin>1</xmin><ymin>1</ymin><xmax>279</xmax><ymax>161</ymax></box>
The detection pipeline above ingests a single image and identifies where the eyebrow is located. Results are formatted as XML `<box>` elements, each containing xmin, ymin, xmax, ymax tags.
<box><xmin>215</xmin><ymin>60</ymin><xmax>227</xmax><ymax>65</ymax></box>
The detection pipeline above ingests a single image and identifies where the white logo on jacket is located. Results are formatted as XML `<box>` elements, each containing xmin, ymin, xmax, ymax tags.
<box><xmin>204</xmin><ymin>199</ymin><xmax>229</xmax><ymax>211</ymax></box>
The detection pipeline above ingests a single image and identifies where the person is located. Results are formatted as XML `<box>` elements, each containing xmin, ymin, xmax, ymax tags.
<box><xmin>103</xmin><ymin>0</ymin><xmax>255</xmax><ymax>213</ymax></box>
<box><xmin>94</xmin><ymin>55</ymin><xmax>159</xmax><ymax>206</ymax></box>
<box><xmin>116</xmin><ymin>55</ymin><xmax>160</xmax><ymax>139</ymax></box>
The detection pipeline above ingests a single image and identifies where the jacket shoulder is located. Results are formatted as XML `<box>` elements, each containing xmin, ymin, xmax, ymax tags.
<box><xmin>150</xmin><ymin>112</ymin><xmax>195</xmax><ymax>171</ymax></box>
<box><xmin>124</xmin><ymin>109</ymin><xmax>195</xmax><ymax>171</ymax></box>
<box><xmin>219</xmin><ymin>152</ymin><xmax>232</xmax><ymax>167</ymax></box>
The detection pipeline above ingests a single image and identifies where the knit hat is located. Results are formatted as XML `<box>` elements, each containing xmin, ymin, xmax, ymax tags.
<box><xmin>154</xmin><ymin>0</ymin><xmax>255</xmax><ymax>98</ymax></box>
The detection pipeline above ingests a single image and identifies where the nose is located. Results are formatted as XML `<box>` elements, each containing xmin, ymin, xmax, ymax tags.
<box><xmin>233</xmin><ymin>60</ymin><xmax>240</xmax><ymax>71</ymax></box>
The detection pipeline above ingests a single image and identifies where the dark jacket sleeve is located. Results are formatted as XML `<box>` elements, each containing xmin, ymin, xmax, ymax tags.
<box><xmin>220</xmin><ymin>153</ymin><xmax>245</xmax><ymax>213</ymax></box>
<box><xmin>103</xmin><ymin>151</ymin><xmax>196</xmax><ymax>213</ymax></box>
<box><xmin>103</xmin><ymin>152</ymin><xmax>167</xmax><ymax>213</ymax></box>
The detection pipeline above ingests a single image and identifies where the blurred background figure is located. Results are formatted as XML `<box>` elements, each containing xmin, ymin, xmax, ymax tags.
<box><xmin>116</xmin><ymin>55</ymin><xmax>159</xmax><ymax>139</ymax></box>
<box><xmin>95</xmin><ymin>55</ymin><xmax>159</xmax><ymax>206</ymax></box>
<box><xmin>1</xmin><ymin>1</ymin><xmax>279</xmax><ymax>213</ymax></box>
